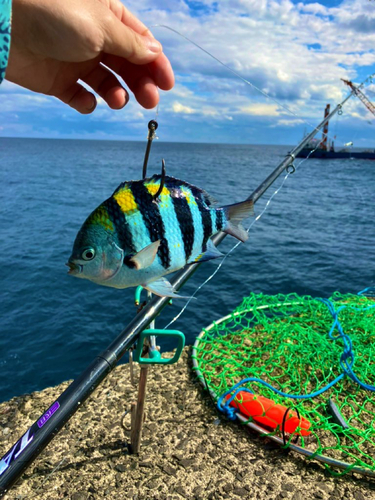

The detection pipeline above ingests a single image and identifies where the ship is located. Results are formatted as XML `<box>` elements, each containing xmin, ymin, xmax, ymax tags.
<box><xmin>297</xmin><ymin>80</ymin><xmax>375</xmax><ymax>160</ymax></box>
<box><xmin>296</xmin><ymin>137</ymin><xmax>375</xmax><ymax>160</ymax></box>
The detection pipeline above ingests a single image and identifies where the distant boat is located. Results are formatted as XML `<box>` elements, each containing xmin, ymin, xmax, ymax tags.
<box><xmin>297</xmin><ymin>99</ymin><xmax>375</xmax><ymax>160</ymax></box>
<box><xmin>297</xmin><ymin>143</ymin><xmax>375</xmax><ymax>160</ymax></box>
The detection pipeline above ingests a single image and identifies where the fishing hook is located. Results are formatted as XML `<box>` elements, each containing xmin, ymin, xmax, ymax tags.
<box><xmin>142</xmin><ymin>120</ymin><xmax>158</xmax><ymax>179</ymax></box>
<box><xmin>152</xmin><ymin>158</ymin><xmax>166</xmax><ymax>200</ymax></box>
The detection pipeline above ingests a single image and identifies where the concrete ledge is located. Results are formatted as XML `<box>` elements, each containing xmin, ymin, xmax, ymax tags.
<box><xmin>0</xmin><ymin>348</ymin><xmax>373</xmax><ymax>500</ymax></box>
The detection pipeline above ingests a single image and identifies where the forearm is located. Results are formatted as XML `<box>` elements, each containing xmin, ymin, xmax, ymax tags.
<box><xmin>0</xmin><ymin>0</ymin><xmax>11</xmax><ymax>84</ymax></box>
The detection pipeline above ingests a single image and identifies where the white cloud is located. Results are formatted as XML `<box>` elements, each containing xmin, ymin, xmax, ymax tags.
<box><xmin>298</xmin><ymin>2</ymin><xmax>329</xmax><ymax>16</ymax></box>
<box><xmin>0</xmin><ymin>93</ymin><xmax>55</xmax><ymax>113</ymax></box>
<box><xmin>273</xmin><ymin>118</ymin><xmax>305</xmax><ymax>127</ymax></box>
<box><xmin>240</xmin><ymin>103</ymin><xmax>280</xmax><ymax>116</ymax></box>
<box><xmin>172</xmin><ymin>101</ymin><xmax>196</xmax><ymax>114</ymax></box>
<box><xmin>1</xmin><ymin>0</ymin><xmax>375</xmax><ymax>145</ymax></box>
<box><xmin>170</xmin><ymin>84</ymin><xmax>195</xmax><ymax>98</ymax></box>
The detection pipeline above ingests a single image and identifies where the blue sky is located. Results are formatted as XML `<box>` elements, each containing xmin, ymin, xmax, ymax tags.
<box><xmin>1</xmin><ymin>0</ymin><xmax>375</xmax><ymax>146</ymax></box>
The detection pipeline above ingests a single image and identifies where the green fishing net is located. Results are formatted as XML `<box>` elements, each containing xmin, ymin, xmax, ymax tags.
<box><xmin>192</xmin><ymin>291</ymin><xmax>375</xmax><ymax>476</ymax></box>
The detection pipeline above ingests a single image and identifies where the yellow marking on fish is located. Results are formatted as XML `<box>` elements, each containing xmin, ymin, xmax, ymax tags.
<box><xmin>87</xmin><ymin>205</ymin><xmax>114</xmax><ymax>232</ymax></box>
<box><xmin>181</xmin><ymin>187</ymin><xmax>197</xmax><ymax>206</ymax></box>
<box><xmin>145</xmin><ymin>183</ymin><xmax>170</xmax><ymax>198</ymax></box>
<box><xmin>114</xmin><ymin>187</ymin><xmax>138</xmax><ymax>214</ymax></box>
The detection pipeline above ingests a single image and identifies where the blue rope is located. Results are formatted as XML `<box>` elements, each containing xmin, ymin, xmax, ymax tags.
<box><xmin>217</xmin><ymin>294</ymin><xmax>375</xmax><ymax>418</ymax></box>
<box><xmin>358</xmin><ymin>287</ymin><xmax>375</xmax><ymax>297</ymax></box>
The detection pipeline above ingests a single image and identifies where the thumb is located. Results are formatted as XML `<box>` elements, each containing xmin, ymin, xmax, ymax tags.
<box><xmin>101</xmin><ymin>16</ymin><xmax>162</xmax><ymax>64</ymax></box>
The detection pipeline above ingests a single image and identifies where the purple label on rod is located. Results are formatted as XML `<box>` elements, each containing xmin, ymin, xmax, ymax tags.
<box><xmin>37</xmin><ymin>401</ymin><xmax>60</xmax><ymax>428</ymax></box>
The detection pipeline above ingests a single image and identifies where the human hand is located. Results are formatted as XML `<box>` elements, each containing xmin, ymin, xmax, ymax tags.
<box><xmin>6</xmin><ymin>0</ymin><xmax>174</xmax><ymax>113</ymax></box>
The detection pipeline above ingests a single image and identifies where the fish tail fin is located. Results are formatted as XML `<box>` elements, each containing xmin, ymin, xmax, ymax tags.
<box><xmin>222</xmin><ymin>199</ymin><xmax>254</xmax><ymax>243</ymax></box>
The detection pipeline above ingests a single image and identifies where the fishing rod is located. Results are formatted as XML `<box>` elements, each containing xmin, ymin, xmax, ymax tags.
<box><xmin>0</xmin><ymin>89</ymin><xmax>355</xmax><ymax>496</ymax></box>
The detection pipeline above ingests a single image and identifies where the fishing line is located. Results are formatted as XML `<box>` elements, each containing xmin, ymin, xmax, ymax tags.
<box><xmin>150</xmin><ymin>24</ymin><xmax>352</xmax><ymax>147</ymax></box>
<box><xmin>163</xmin><ymin>147</ymin><xmax>317</xmax><ymax>330</ymax></box>
<box><xmin>148</xmin><ymin>25</ymin><xmax>371</xmax><ymax>327</ymax></box>
<box><xmin>154</xmin><ymin>103</ymin><xmax>160</xmax><ymax>124</ymax></box>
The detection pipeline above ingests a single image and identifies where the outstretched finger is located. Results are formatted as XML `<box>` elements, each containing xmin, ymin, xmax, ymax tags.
<box><xmin>103</xmin><ymin>60</ymin><xmax>158</xmax><ymax>108</ymax></box>
<box><xmin>103</xmin><ymin>52</ymin><xmax>174</xmax><ymax>92</ymax></box>
<box><xmin>82</xmin><ymin>63</ymin><xmax>129</xmax><ymax>109</ymax></box>
<box><xmin>57</xmin><ymin>82</ymin><xmax>97</xmax><ymax>114</ymax></box>
<box><xmin>131</xmin><ymin>75</ymin><xmax>160</xmax><ymax>109</ymax></box>
<box><xmin>148</xmin><ymin>53</ymin><xmax>175</xmax><ymax>91</ymax></box>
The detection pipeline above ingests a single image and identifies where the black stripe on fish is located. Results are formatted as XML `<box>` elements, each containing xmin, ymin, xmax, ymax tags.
<box><xmin>165</xmin><ymin>179</ymin><xmax>195</xmax><ymax>263</ymax></box>
<box><xmin>130</xmin><ymin>181</ymin><xmax>171</xmax><ymax>269</ymax></box>
<box><xmin>197</xmin><ymin>200</ymin><xmax>212</xmax><ymax>251</ymax></box>
<box><xmin>216</xmin><ymin>209</ymin><xmax>224</xmax><ymax>232</ymax></box>
<box><xmin>104</xmin><ymin>197</ymin><xmax>136</xmax><ymax>254</ymax></box>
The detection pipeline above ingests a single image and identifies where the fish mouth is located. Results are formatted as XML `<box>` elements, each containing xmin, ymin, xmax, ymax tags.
<box><xmin>66</xmin><ymin>261</ymin><xmax>83</xmax><ymax>275</ymax></box>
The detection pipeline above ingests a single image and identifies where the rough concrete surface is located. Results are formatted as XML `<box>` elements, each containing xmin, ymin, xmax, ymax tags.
<box><xmin>1</xmin><ymin>348</ymin><xmax>375</xmax><ymax>500</ymax></box>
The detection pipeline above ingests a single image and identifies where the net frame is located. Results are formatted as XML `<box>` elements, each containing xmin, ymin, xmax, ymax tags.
<box><xmin>192</xmin><ymin>297</ymin><xmax>375</xmax><ymax>477</ymax></box>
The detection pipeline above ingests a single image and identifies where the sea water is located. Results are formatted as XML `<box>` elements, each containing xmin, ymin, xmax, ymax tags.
<box><xmin>0</xmin><ymin>138</ymin><xmax>374</xmax><ymax>402</ymax></box>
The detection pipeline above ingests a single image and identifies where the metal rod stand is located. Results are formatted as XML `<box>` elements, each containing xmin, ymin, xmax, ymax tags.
<box><xmin>129</xmin><ymin>294</ymin><xmax>155</xmax><ymax>454</ymax></box>
<box><xmin>130</xmin><ymin>364</ymin><xmax>149</xmax><ymax>454</ymax></box>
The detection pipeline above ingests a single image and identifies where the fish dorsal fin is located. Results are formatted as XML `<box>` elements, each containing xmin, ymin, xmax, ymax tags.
<box><xmin>148</xmin><ymin>174</ymin><xmax>217</xmax><ymax>206</ymax></box>
<box><xmin>124</xmin><ymin>240</ymin><xmax>160</xmax><ymax>270</ymax></box>
<box><xmin>112</xmin><ymin>175</ymin><xmax>217</xmax><ymax>206</ymax></box>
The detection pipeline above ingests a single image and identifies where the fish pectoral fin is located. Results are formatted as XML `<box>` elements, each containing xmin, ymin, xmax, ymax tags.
<box><xmin>144</xmin><ymin>277</ymin><xmax>194</xmax><ymax>299</ymax></box>
<box><xmin>187</xmin><ymin>239</ymin><xmax>224</xmax><ymax>264</ymax></box>
<box><xmin>125</xmin><ymin>240</ymin><xmax>161</xmax><ymax>270</ymax></box>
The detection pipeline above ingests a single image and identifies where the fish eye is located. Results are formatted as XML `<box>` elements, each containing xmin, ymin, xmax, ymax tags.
<box><xmin>82</xmin><ymin>248</ymin><xmax>95</xmax><ymax>261</ymax></box>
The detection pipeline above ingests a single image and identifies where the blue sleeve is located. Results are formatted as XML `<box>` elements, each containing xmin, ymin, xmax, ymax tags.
<box><xmin>0</xmin><ymin>0</ymin><xmax>11</xmax><ymax>84</ymax></box>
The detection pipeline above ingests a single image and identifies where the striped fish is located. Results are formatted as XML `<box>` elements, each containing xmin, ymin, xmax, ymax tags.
<box><xmin>67</xmin><ymin>175</ymin><xmax>253</xmax><ymax>298</ymax></box>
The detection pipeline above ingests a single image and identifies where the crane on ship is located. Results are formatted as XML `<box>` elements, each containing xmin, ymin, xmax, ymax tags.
<box><xmin>296</xmin><ymin>77</ymin><xmax>375</xmax><ymax>159</ymax></box>
<box><xmin>341</xmin><ymin>79</ymin><xmax>375</xmax><ymax>118</ymax></box>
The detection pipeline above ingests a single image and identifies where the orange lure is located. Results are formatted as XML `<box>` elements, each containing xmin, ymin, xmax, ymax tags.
<box><xmin>228</xmin><ymin>391</ymin><xmax>311</xmax><ymax>436</ymax></box>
